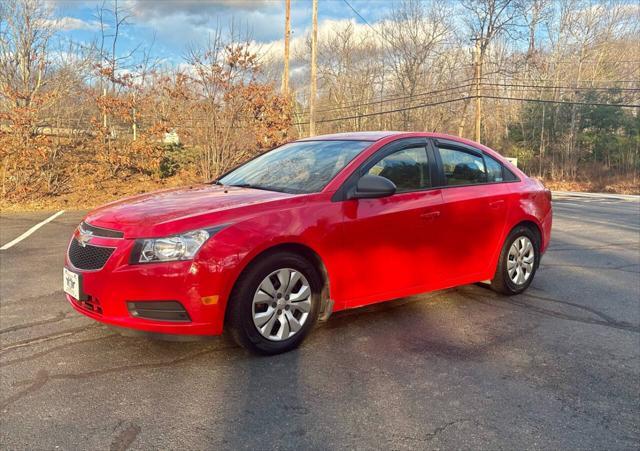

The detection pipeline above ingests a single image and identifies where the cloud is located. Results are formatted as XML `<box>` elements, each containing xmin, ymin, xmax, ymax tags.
<box><xmin>45</xmin><ymin>16</ymin><xmax>102</xmax><ymax>31</ymax></box>
<box><xmin>122</xmin><ymin>0</ymin><xmax>288</xmax><ymax>46</ymax></box>
<box><xmin>124</xmin><ymin>0</ymin><xmax>276</xmax><ymax>18</ymax></box>
<box><xmin>252</xmin><ymin>17</ymin><xmax>385</xmax><ymax>64</ymax></box>
<box><xmin>124</xmin><ymin>0</ymin><xmax>282</xmax><ymax>34</ymax></box>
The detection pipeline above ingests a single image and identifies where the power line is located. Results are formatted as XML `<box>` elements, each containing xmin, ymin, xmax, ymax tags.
<box><xmin>307</xmin><ymin>79</ymin><xmax>477</xmax><ymax>115</ymax></box>
<box><xmin>299</xmin><ymin>81</ymin><xmax>639</xmax><ymax>116</ymax></box>
<box><xmin>303</xmin><ymin>78</ymin><xmax>639</xmax><ymax>115</ymax></box>
<box><xmin>480</xmin><ymin>95</ymin><xmax>640</xmax><ymax>109</ymax></box>
<box><xmin>341</xmin><ymin>0</ymin><xmax>391</xmax><ymax>46</ymax></box>
<box><xmin>293</xmin><ymin>95</ymin><xmax>639</xmax><ymax>126</ymax></box>
<box><xmin>296</xmin><ymin>96</ymin><xmax>470</xmax><ymax>125</ymax></box>
<box><xmin>305</xmin><ymin>75</ymin><xmax>515</xmax><ymax>116</ymax></box>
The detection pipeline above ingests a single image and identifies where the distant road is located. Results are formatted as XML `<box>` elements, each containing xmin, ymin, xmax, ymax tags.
<box><xmin>553</xmin><ymin>190</ymin><xmax>639</xmax><ymax>200</ymax></box>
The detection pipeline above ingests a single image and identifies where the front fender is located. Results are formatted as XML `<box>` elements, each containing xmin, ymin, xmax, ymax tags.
<box><xmin>193</xmin><ymin>197</ymin><xmax>343</xmax><ymax>322</ymax></box>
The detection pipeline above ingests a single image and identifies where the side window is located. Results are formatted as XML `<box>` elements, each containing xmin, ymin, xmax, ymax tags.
<box><xmin>439</xmin><ymin>148</ymin><xmax>486</xmax><ymax>186</ymax></box>
<box><xmin>485</xmin><ymin>155</ymin><xmax>504</xmax><ymax>183</ymax></box>
<box><xmin>367</xmin><ymin>146</ymin><xmax>430</xmax><ymax>192</ymax></box>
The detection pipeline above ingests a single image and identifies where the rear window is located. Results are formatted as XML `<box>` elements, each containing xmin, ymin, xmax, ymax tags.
<box><xmin>439</xmin><ymin>148</ymin><xmax>486</xmax><ymax>186</ymax></box>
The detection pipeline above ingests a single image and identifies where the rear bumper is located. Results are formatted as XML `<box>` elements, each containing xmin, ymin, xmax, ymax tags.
<box><xmin>540</xmin><ymin>207</ymin><xmax>553</xmax><ymax>254</ymax></box>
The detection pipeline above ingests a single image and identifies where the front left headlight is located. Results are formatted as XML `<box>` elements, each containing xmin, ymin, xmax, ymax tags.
<box><xmin>131</xmin><ymin>227</ymin><xmax>223</xmax><ymax>264</ymax></box>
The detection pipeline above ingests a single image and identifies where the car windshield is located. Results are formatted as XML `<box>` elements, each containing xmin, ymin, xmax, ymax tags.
<box><xmin>218</xmin><ymin>140</ymin><xmax>371</xmax><ymax>194</ymax></box>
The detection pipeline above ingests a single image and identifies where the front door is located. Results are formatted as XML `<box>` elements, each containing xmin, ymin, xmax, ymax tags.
<box><xmin>333</xmin><ymin>138</ymin><xmax>445</xmax><ymax>308</ymax></box>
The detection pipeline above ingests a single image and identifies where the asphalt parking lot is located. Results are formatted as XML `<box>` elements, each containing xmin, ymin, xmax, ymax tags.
<box><xmin>1</xmin><ymin>193</ymin><xmax>639</xmax><ymax>450</ymax></box>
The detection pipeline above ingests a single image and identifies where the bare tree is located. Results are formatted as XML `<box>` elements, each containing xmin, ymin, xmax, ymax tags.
<box><xmin>317</xmin><ymin>23</ymin><xmax>382</xmax><ymax>132</ymax></box>
<box><xmin>461</xmin><ymin>0</ymin><xmax>522</xmax><ymax>141</ymax></box>
<box><xmin>0</xmin><ymin>0</ymin><xmax>54</xmax><ymax>108</ymax></box>
<box><xmin>381</xmin><ymin>0</ymin><xmax>450</xmax><ymax>130</ymax></box>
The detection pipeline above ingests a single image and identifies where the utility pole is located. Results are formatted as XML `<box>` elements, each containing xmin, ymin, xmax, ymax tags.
<box><xmin>473</xmin><ymin>37</ymin><xmax>482</xmax><ymax>143</ymax></box>
<box><xmin>309</xmin><ymin>0</ymin><xmax>318</xmax><ymax>136</ymax></box>
<box><xmin>281</xmin><ymin>0</ymin><xmax>291</xmax><ymax>94</ymax></box>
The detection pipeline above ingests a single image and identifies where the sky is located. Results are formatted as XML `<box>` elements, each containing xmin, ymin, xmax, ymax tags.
<box><xmin>48</xmin><ymin>0</ymin><xmax>395</xmax><ymax>64</ymax></box>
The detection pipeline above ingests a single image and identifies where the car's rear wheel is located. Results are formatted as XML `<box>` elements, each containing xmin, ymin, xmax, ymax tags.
<box><xmin>226</xmin><ymin>252</ymin><xmax>321</xmax><ymax>355</ymax></box>
<box><xmin>490</xmin><ymin>225</ymin><xmax>539</xmax><ymax>295</ymax></box>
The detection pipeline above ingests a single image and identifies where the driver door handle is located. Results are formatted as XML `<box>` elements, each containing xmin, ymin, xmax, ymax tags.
<box><xmin>420</xmin><ymin>210</ymin><xmax>441</xmax><ymax>221</ymax></box>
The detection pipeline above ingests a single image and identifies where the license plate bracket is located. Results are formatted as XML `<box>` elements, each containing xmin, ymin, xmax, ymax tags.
<box><xmin>63</xmin><ymin>267</ymin><xmax>86</xmax><ymax>301</ymax></box>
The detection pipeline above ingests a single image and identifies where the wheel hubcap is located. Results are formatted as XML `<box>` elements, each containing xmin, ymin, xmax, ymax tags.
<box><xmin>507</xmin><ymin>236</ymin><xmax>535</xmax><ymax>285</ymax></box>
<box><xmin>252</xmin><ymin>268</ymin><xmax>311</xmax><ymax>341</ymax></box>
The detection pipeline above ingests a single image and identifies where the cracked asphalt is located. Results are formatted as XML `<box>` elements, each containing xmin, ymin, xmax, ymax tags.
<box><xmin>1</xmin><ymin>194</ymin><xmax>639</xmax><ymax>450</ymax></box>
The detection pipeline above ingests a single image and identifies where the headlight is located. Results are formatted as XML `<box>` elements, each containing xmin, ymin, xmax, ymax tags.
<box><xmin>131</xmin><ymin>227</ymin><xmax>224</xmax><ymax>264</ymax></box>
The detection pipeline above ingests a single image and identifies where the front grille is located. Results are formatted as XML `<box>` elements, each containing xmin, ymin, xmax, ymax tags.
<box><xmin>68</xmin><ymin>239</ymin><xmax>115</xmax><ymax>270</ymax></box>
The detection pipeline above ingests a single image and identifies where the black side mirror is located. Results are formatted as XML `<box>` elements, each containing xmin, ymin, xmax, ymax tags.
<box><xmin>350</xmin><ymin>174</ymin><xmax>396</xmax><ymax>199</ymax></box>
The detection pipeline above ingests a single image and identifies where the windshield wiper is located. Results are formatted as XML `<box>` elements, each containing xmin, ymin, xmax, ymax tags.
<box><xmin>227</xmin><ymin>183</ymin><xmax>283</xmax><ymax>193</ymax></box>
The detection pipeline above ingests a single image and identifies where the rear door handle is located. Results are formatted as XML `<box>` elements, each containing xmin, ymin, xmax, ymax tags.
<box><xmin>489</xmin><ymin>200</ymin><xmax>505</xmax><ymax>209</ymax></box>
<box><xmin>420</xmin><ymin>210</ymin><xmax>441</xmax><ymax>220</ymax></box>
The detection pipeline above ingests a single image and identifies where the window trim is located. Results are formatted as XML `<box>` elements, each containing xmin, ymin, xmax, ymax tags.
<box><xmin>332</xmin><ymin>137</ymin><xmax>438</xmax><ymax>201</ymax></box>
<box><xmin>430</xmin><ymin>138</ymin><xmax>521</xmax><ymax>189</ymax></box>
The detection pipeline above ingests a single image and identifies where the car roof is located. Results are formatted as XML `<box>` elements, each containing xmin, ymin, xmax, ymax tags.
<box><xmin>295</xmin><ymin>131</ymin><xmax>488</xmax><ymax>144</ymax></box>
<box><xmin>296</xmin><ymin>131</ymin><xmax>405</xmax><ymax>142</ymax></box>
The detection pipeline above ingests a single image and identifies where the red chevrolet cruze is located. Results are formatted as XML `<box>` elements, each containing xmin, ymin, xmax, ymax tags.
<box><xmin>64</xmin><ymin>132</ymin><xmax>552</xmax><ymax>354</ymax></box>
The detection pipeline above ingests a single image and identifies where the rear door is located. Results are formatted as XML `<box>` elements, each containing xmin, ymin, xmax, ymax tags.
<box><xmin>334</xmin><ymin>138</ymin><xmax>446</xmax><ymax>307</ymax></box>
<box><xmin>432</xmin><ymin>139</ymin><xmax>510</xmax><ymax>285</ymax></box>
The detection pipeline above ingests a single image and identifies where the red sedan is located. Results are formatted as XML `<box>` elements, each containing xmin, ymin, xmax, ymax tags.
<box><xmin>64</xmin><ymin>132</ymin><xmax>552</xmax><ymax>354</ymax></box>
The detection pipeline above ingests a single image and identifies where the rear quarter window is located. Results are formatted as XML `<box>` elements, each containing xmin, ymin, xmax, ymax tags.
<box><xmin>485</xmin><ymin>155</ymin><xmax>504</xmax><ymax>183</ymax></box>
<box><xmin>502</xmin><ymin>165</ymin><xmax>519</xmax><ymax>181</ymax></box>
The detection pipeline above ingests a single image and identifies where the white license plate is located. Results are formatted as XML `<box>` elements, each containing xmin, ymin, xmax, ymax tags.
<box><xmin>63</xmin><ymin>267</ymin><xmax>81</xmax><ymax>300</ymax></box>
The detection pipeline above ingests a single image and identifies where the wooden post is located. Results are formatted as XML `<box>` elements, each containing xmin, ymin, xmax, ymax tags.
<box><xmin>102</xmin><ymin>86</ymin><xmax>107</xmax><ymax>129</ymax></box>
<box><xmin>309</xmin><ymin>0</ymin><xmax>318</xmax><ymax>136</ymax></box>
<box><xmin>281</xmin><ymin>0</ymin><xmax>291</xmax><ymax>94</ymax></box>
<box><xmin>132</xmin><ymin>106</ymin><xmax>137</xmax><ymax>141</ymax></box>
<box><xmin>473</xmin><ymin>38</ymin><xmax>482</xmax><ymax>143</ymax></box>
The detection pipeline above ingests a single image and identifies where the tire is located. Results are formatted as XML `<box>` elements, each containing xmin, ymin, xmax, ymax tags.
<box><xmin>490</xmin><ymin>225</ymin><xmax>540</xmax><ymax>295</ymax></box>
<box><xmin>226</xmin><ymin>251</ymin><xmax>322</xmax><ymax>355</ymax></box>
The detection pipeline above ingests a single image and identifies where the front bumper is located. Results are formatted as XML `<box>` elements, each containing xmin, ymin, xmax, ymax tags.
<box><xmin>65</xmin><ymin>236</ymin><xmax>228</xmax><ymax>336</ymax></box>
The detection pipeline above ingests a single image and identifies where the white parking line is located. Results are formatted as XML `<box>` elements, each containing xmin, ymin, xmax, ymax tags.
<box><xmin>553</xmin><ymin>202</ymin><xmax>583</xmax><ymax>207</ymax></box>
<box><xmin>0</xmin><ymin>210</ymin><xmax>66</xmax><ymax>250</ymax></box>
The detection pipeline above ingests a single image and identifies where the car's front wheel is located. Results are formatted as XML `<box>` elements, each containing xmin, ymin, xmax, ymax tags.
<box><xmin>490</xmin><ymin>225</ymin><xmax>540</xmax><ymax>295</ymax></box>
<box><xmin>226</xmin><ymin>252</ymin><xmax>322</xmax><ymax>355</ymax></box>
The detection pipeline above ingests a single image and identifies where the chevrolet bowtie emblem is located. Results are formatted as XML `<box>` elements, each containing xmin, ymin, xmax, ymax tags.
<box><xmin>77</xmin><ymin>227</ymin><xmax>93</xmax><ymax>247</ymax></box>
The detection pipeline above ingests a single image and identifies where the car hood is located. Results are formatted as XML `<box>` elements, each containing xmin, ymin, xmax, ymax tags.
<box><xmin>84</xmin><ymin>184</ymin><xmax>295</xmax><ymax>238</ymax></box>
